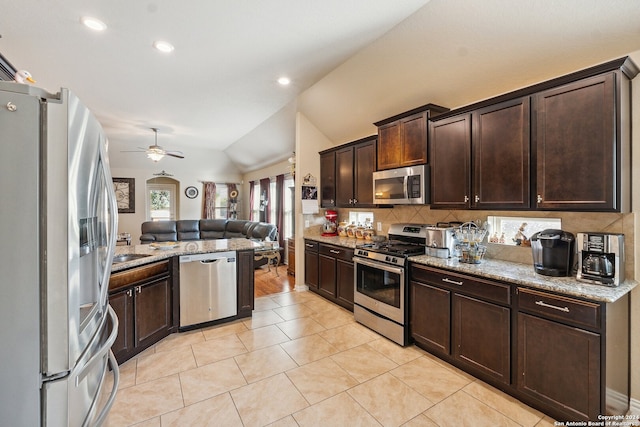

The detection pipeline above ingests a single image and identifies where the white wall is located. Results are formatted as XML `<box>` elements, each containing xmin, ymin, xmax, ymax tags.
<box><xmin>111</xmin><ymin>145</ymin><xmax>242</xmax><ymax>243</ymax></box>
<box><xmin>293</xmin><ymin>112</ymin><xmax>335</xmax><ymax>289</ymax></box>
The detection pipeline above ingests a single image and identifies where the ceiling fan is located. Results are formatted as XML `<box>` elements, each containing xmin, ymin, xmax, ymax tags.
<box><xmin>122</xmin><ymin>128</ymin><xmax>184</xmax><ymax>162</ymax></box>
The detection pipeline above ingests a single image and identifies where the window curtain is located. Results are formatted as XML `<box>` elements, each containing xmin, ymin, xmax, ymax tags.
<box><xmin>202</xmin><ymin>182</ymin><xmax>216</xmax><ymax>219</ymax></box>
<box><xmin>249</xmin><ymin>181</ymin><xmax>255</xmax><ymax>221</ymax></box>
<box><xmin>275</xmin><ymin>174</ymin><xmax>285</xmax><ymax>248</ymax></box>
<box><xmin>226</xmin><ymin>183</ymin><xmax>238</xmax><ymax>219</ymax></box>
<box><xmin>259</xmin><ymin>178</ymin><xmax>271</xmax><ymax>223</ymax></box>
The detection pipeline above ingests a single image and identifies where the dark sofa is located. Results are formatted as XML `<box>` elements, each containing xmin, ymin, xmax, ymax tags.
<box><xmin>140</xmin><ymin>219</ymin><xmax>278</xmax><ymax>243</ymax></box>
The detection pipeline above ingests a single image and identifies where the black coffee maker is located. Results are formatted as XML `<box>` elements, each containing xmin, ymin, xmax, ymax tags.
<box><xmin>530</xmin><ymin>229</ymin><xmax>575</xmax><ymax>277</ymax></box>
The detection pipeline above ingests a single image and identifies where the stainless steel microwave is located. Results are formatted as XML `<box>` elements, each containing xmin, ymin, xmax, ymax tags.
<box><xmin>372</xmin><ymin>165</ymin><xmax>429</xmax><ymax>205</ymax></box>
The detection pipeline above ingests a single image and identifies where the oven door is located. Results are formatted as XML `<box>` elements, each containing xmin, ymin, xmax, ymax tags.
<box><xmin>353</xmin><ymin>256</ymin><xmax>405</xmax><ymax>324</ymax></box>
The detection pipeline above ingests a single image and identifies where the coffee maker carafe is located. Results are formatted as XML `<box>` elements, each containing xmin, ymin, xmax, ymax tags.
<box><xmin>530</xmin><ymin>229</ymin><xmax>575</xmax><ymax>277</ymax></box>
<box><xmin>576</xmin><ymin>232</ymin><xmax>624</xmax><ymax>286</ymax></box>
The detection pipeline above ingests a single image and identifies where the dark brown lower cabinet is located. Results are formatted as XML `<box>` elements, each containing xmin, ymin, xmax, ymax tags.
<box><xmin>304</xmin><ymin>240</ymin><xmax>319</xmax><ymax>290</ymax></box>
<box><xmin>453</xmin><ymin>294</ymin><xmax>510</xmax><ymax>384</ymax></box>
<box><xmin>409</xmin><ymin>263</ymin><xmax>630</xmax><ymax>422</ymax></box>
<box><xmin>517</xmin><ymin>313</ymin><xmax>600</xmax><ymax>421</ymax></box>
<box><xmin>237</xmin><ymin>249</ymin><xmax>255</xmax><ymax>317</ymax></box>
<box><xmin>409</xmin><ymin>280</ymin><xmax>450</xmax><ymax>355</ymax></box>
<box><xmin>109</xmin><ymin>260</ymin><xmax>174</xmax><ymax>364</ymax></box>
<box><xmin>311</xmin><ymin>242</ymin><xmax>354</xmax><ymax>311</ymax></box>
<box><xmin>409</xmin><ymin>265</ymin><xmax>510</xmax><ymax>385</ymax></box>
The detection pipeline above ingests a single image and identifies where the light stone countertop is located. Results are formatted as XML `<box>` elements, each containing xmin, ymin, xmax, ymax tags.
<box><xmin>111</xmin><ymin>239</ymin><xmax>264</xmax><ymax>272</ymax></box>
<box><xmin>304</xmin><ymin>235</ymin><xmax>636</xmax><ymax>303</ymax></box>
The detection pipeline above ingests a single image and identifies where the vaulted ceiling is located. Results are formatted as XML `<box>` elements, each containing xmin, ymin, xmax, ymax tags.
<box><xmin>3</xmin><ymin>0</ymin><xmax>640</xmax><ymax>174</ymax></box>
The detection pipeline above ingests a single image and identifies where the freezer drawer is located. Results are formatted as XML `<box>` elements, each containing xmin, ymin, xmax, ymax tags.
<box><xmin>179</xmin><ymin>251</ymin><xmax>237</xmax><ymax>327</ymax></box>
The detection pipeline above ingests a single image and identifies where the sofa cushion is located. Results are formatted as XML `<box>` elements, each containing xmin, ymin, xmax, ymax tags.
<box><xmin>248</xmin><ymin>222</ymin><xmax>278</xmax><ymax>241</ymax></box>
<box><xmin>199</xmin><ymin>219</ymin><xmax>227</xmax><ymax>239</ymax></box>
<box><xmin>177</xmin><ymin>220</ymin><xmax>200</xmax><ymax>241</ymax></box>
<box><xmin>140</xmin><ymin>221</ymin><xmax>178</xmax><ymax>243</ymax></box>
<box><xmin>224</xmin><ymin>220</ymin><xmax>249</xmax><ymax>238</ymax></box>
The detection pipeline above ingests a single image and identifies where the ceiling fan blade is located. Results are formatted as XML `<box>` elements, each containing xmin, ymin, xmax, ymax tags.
<box><xmin>165</xmin><ymin>152</ymin><xmax>184</xmax><ymax>159</ymax></box>
<box><xmin>120</xmin><ymin>150</ymin><xmax>146</xmax><ymax>153</ymax></box>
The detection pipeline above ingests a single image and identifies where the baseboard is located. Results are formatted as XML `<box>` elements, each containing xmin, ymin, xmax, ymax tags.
<box><xmin>630</xmin><ymin>397</ymin><xmax>640</xmax><ymax>416</ymax></box>
<box><xmin>294</xmin><ymin>284</ymin><xmax>309</xmax><ymax>291</ymax></box>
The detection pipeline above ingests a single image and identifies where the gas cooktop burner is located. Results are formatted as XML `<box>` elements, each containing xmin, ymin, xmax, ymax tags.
<box><xmin>357</xmin><ymin>240</ymin><xmax>426</xmax><ymax>256</ymax></box>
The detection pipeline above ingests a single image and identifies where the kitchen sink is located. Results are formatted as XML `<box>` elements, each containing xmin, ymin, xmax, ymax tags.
<box><xmin>112</xmin><ymin>254</ymin><xmax>151</xmax><ymax>264</ymax></box>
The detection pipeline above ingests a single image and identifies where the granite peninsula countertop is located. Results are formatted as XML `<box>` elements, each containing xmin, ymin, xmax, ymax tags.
<box><xmin>111</xmin><ymin>239</ymin><xmax>263</xmax><ymax>272</ymax></box>
<box><xmin>304</xmin><ymin>234</ymin><xmax>636</xmax><ymax>303</ymax></box>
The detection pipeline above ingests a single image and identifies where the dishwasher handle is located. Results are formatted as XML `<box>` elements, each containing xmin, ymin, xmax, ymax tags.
<box><xmin>200</xmin><ymin>259</ymin><xmax>222</xmax><ymax>264</ymax></box>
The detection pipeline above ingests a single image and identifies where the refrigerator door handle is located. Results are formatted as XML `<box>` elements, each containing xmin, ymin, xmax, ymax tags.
<box><xmin>97</xmin><ymin>138</ymin><xmax>118</xmax><ymax>310</ymax></box>
<box><xmin>90</xmin><ymin>350</ymin><xmax>119</xmax><ymax>427</ymax></box>
<box><xmin>79</xmin><ymin>305</ymin><xmax>119</xmax><ymax>427</ymax></box>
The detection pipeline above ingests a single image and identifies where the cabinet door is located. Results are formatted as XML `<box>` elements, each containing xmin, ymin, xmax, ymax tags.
<box><xmin>400</xmin><ymin>112</ymin><xmax>428</xmax><ymax>166</ymax></box>
<box><xmin>237</xmin><ymin>250</ymin><xmax>255</xmax><ymax>316</ymax></box>
<box><xmin>517</xmin><ymin>313</ymin><xmax>600</xmax><ymax>421</ymax></box>
<box><xmin>453</xmin><ymin>294</ymin><xmax>510</xmax><ymax>384</ymax></box>
<box><xmin>473</xmin><ymin>97</ymin><xmax>530</xmax><ymax>209</ymax></box>
<box><xmin>109</xmin><ymin>289</ymin><xmax>134</xmax><ymax>363</ymax></box>
<box><xmin>304</xmin><ymin>244</ymin><xmax>319</xmax><ymax>289</ymax></box>
<box><xmin>336</xmin><ymin>258</ymin><xmax>354</xmax><ymax>310</ymax></box>
<box><xmin>335</xmin><ymin>146</ymin><xmax>355</xmax><ymax>207</ymax></box>
<box><xmin>377</xmin><ymin>121</ymin><xmax>402</xmax><ymax>170</ymax></box>
<box><xmin>535</xmin><ymin>73</ymin><xmax>615</xmax><ymax>210</ymax></box>
<box><xmin>410</xmin><ymin>280</ymin><xmax>451</xmax><ymax>355</ymax></box>
<box><xmin>318</xmin><ymin>254</ymin><xmax>337</xmax><ymax>298</ymax></box>
<box><xmin>429</xmin><ymin>114</ymin><xmax>471</xmax><ymax>208</ymax></box>
<box><xmin>353</xmin><ymin>139</ymin><xmax>376</xmax><ymax>206</ymax></box>
<box><xmin>320</xmin><ymin>151</ymin><xmax>336</xmax><ymax>207</ymax></box>
<box><xmin>135</xmin><ymin>277</ymin><xmax>172</xmax><ymax>349</ymax></box>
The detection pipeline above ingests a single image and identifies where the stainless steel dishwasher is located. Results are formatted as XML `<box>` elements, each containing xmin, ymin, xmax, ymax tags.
<box><xmin>179</xmin><ymin>251</ymin><xmax>237</xmax><ymax>327</ymax></box>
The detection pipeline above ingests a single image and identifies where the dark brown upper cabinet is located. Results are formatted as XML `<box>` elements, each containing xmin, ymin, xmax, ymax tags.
<box><xmin>473</xmin><ymin>97</ymin><xmax>530</xmax><ymax>209</ymax></box>
<box><xmin>320</xmin><ymin>150</ymin><xmax>336</xmax><ymax>208</ymax></box>
<box><xmin>429</xmin><ymin>114</ymin><xmax>471</xmax><ymax>209</ymax></box>
<box><xmin>321</xmin><ymin>135</ymin><xmax>377</xmax><ymax>208</ymax></box>
<box><xmin>534</xmin><ymin>72</ymin><xmax>626</xmax><ymax>211</ymax></box>
<box><xmin>429</xmin><ymin>56</ymin><xmax>637</xmax><ymax>212</ymax></box>
<box><xmin>375</xmin><ymin>104</ymin><xmax>449</xmax><ymax>171</ymax></box>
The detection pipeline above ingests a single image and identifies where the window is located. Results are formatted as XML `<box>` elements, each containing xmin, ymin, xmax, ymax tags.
<box><xmin>147</xmin><ymin>183</ymin><xmax>176</xmax><ymax>221</ymax></box>
<box><xmin>487</xmin><ymin>216</ymin><xmax>561</xmax><ymax>245</ymax></box>
<box><xmin>212</xmin><ymin>184</ymin><xmax>228</xmax><ymax>219</ymax></box>
<box><xmin>283</xmin><ymin>176</ymin><xmax>294</xmax><ymax>239</ymax></box>
<box><xmin>251</xmin><ymin>181</ymin><xmax>260</xmax><ymax>221</ymax></box>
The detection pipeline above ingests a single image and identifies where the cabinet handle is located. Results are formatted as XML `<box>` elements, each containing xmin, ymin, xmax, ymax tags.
<box><xmin>464</xmin><ymin>195</ymin><xmax>469</xmax><ymax>203</ymax></box>
<box><xmin>537</xmin><ymin>194</ymin><xmax>542</xmax><ymax>203</ymax></box>
<box><xmin>126</xmin><ymin>289</ymin><xmax>133</xmax><ymax>297</ymax></box>
<box><xmin>442</xmin><ymin>277</ymin><xmax>463</xmax><ymax>286</ymax></box>
<box><xmin>305</xmin><ymin>243</ymin><xmax>314</xmax><ymax>248</ymax></box>
<box><xmin>474</xmin><ymin>195</ymin><xmax>479</xmax><ymax>203</ymax></box>
<box><xmin>535</xmin><ymin>300</ymin><xmax>569</xmax><ymax>313</ymax></box>
<box><xmin>353</xmin><ymin>198</ymin><xmax>357</xmax><ymax>204</ymax></box>
<box><xmin>330</xmin><ymin>249</ymin><xmax>341</xmax><ymax>254</ymax></box>
<box><xmin>136</xmin><ymin>286</ymin><xmax>142</xmax><ymax>294</ymax></box>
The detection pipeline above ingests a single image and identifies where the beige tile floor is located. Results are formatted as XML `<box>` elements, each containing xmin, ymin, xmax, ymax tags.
<box><xmin>104</xmin><ymin>290</ymin><xmax>557</xmax><ymax>427</ymax></box>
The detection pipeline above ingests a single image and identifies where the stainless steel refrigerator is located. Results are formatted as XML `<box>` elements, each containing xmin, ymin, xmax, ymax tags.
<box><xmin>0</xmin><ymin>81</ymin><xmax>120</xmax><ymax>426</ymax></box>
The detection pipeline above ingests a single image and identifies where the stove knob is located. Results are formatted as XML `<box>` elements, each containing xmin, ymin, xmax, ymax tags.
<box><xmin>385</xmin><ymin>256</ymin><xmax>391</xmax><ymax>262</ymax></box>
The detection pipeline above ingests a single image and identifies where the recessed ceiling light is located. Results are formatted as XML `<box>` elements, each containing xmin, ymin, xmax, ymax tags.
<box><xmin>277</xmin><ymin>77</ymin><xmax>291</xmax><ymax>86</ymax></box>
<box><xmin>153</xmin><ymin>40</ymin><xmax>175</xmax><ymax>53</ymax></box>
<box><xmin>80</xmin><ymin>16</ymin><xmax>107</xmax><ymax>31</ymax></box>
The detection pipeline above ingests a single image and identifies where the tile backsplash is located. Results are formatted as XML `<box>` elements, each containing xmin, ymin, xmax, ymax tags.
<box><xmin>304</xmin><ymin>206</ymin><xmax>635</xmax><ymax>280</ymax></box>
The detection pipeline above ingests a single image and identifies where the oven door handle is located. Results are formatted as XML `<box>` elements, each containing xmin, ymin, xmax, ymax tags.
<box><xmin>354</xmin><ymin>256</ymin><xmax>405</xmax><ymax>276</ymax></box>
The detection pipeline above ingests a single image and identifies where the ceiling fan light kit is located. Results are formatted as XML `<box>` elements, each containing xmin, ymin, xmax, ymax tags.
<box><xmin>122</xmin><ymin>127</ymin><xmax>184</xmax><ymax>162</ymax></box>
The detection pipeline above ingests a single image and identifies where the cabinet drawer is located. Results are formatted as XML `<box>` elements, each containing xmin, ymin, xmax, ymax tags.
<box><xmin>410</xmin><ymin>265</ymin><xmax>510</xmax><ymax>305</ymax></box>
<box><xmin>304</xmin><ymin>240</ymin><xmax>319</xmax><ymax>252</ymax></box>
<box><xmin>319</xmin><ymin>244</ymin><xmax>354</xmax><ymax>262</ymax></box>
<box><xmin>109</xmin><ymin>260</ymin><xmax>170</xmax><ymax>292</ymax></box>
<box><xmin>517</xmin><ymin>288</ymin><xmax>601</xmax><ymax>330</ymax></box>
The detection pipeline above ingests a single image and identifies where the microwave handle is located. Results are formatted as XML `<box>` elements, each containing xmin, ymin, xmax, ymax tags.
<box><xmin>403</xmin><ymin>176</ymin><xmax>409</xmax><ymax>199</ymax></box>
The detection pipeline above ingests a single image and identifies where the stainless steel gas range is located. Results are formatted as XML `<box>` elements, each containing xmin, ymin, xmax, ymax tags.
<box><xmin>353</xmin><ymin>223</ymin><xmax>459</xmax><ymax>346</ymax></box>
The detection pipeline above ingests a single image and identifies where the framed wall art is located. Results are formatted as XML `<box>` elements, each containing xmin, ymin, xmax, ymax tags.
<box><xmin>113</xmin><ymin>177</ymin><xmax>135</xmax><ymax>213</ymax></box>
